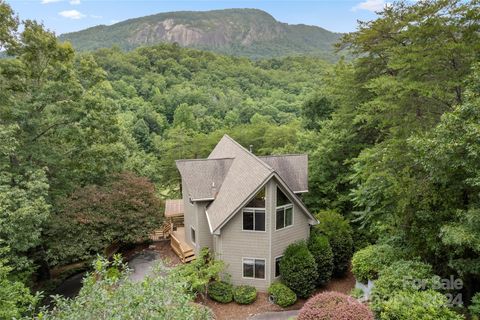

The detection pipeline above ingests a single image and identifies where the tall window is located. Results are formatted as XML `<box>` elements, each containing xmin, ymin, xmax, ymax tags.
<box><xmin>191</xmin><ymin>227</ymin><xmax>196</xmax><ymax>244</ymax></box>
<box><xmin>243</xmin><ymin>209</ymin><xmax>265</xmax><ymax>231</ymax></box>
<box><xmin>276</xmin><ymin>187</ymin><xmax>293</xmax><ymax>230</ymax></box>
<box><xmin>243</xmin><ymin>187</ymin><xmax>266</xmax><ymax>231</ymax></box>
<box><xmin>275</xmin><ymin>256</ymin><xmax>283</xmax><ymax>278</ymax></box>
<box><xmin>243</xmin><ymin>258</ymin><xmax>265</xmax><ymax>279</ymax></box>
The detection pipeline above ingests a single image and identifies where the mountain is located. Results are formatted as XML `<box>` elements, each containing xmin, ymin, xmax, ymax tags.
<box><xmin>58</xmin><ymin>8</ymin><xmax>342</xmax><ymax>60</ymax></box>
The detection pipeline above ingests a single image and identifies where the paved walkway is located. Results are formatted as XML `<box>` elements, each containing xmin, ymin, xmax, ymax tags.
<box><xmin>128</xmin><ymin>250</ymin><xmax>161</xmax><ymax>282</ymax></box>
<box><xmin>248</xmin><ymin>310</ymin><xmax>299</xmax><ymax>320</ymax></box>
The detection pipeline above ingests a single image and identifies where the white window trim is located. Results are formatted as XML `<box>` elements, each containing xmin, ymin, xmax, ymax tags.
<box><xmin>242</xmin><ymin>257</ymin><xmax>267</xmax><ymax>280</ymax></box>
<box><xmin>275</xmin><ymin>204</ymin><xmax>294</xmax><ymax>231</ymax></box>
<box><xmin>242</xmin><ymin>208</ymin><xmax>267</xmax><ymax>233</ymax></box>
<box><xmin>274</xmin><ymin>255</ymin><xmax>283</xmax><ymax>278</ymax></box>
<box><xmin>190</xmin><ymin>226</ymin><xmax>196</xmax><ymax>244</ymax></box>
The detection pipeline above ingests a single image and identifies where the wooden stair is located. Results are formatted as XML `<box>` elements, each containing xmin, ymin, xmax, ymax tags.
<box><xmin>170</xmin><ymin>227</ymin><xmax>196</xmax><ymax>263</ymax></box>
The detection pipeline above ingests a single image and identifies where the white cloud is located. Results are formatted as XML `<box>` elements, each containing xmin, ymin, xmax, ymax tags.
<box><xmin>59</xmin><ymin>10</ymin><xmax>86</xmax><ymax>19</ymax></box>
<box><xmin>41</xmin><ymin>0</ymin><xmax>62</xmax><ymax>4</ymax></box>
<box><xmin>69</xmin><ymin>0</ymin><xmax>81</xmax><ymax>4</ymax></box>
<box><xmin>352</xmin><ymin>0</ymin><xmax>388</xmax><ymax>12</ymax></box>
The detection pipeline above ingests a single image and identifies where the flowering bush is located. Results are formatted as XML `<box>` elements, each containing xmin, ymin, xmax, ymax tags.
<box><xmin>297</xmin><ymin>291</ymin><xmax>374</xmax><ymax>320</ymax></box>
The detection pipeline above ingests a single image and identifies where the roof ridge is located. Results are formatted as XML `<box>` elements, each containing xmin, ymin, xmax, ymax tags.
<box><xmin>175</xmin><ymin>157</ymin><xmax>234</xmax><ymax>163</ymax></box>
<box><xmin>259</xmin><ymin>154</ymin><xmax>307</xmax><ymax>158</ymax></box>
<box><xmin>222</xmin><ymin>134</ymin><xmax>273</xmax><ymax>172</ymax></box>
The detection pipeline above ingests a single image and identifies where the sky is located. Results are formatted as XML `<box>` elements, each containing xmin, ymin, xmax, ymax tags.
<box><xmin>6</xmin><ymin>0</ymin><xmax>389</xmax><ymax>35</ymax></box>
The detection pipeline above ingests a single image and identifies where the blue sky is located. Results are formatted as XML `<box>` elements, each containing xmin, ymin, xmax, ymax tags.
<box><xmin>7</xmin><ymin>0</ymin><xmax>388</xmax><ymax>35</ymax></box>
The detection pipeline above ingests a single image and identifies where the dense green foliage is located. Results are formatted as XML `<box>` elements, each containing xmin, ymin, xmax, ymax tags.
<box><xmin>39</xmin><ymin>256</ymin><xmax>213</xmax><ymax>320</ymax></box>
<box><xmin>370</xmin><ymin>260</ymin><xmax>437</xmax><ymax>315</ymax></box>
<box><xmin>172</xmin><ymin>248</ymin><xmax>225</xmax><ymax>299</ymax></box>
<box><xmin>233</xmin><ymin>285</ymin><xmax>257</xmax><ymax>305</ymax></box>
<box><xmin>379</xmin><ymin>290</ymin><xmax>464</xmax><ymax>320</ymax></box>
<box><xmin>307</xmin><ymin>234</ymin><xmax>333</xmax><ymax>286</ymax></box>
<box><xmin>59</xmin><ymin>9</ymin><xmax>341</xmax><ymax>60</ymax></box>
<box><xmin>45</xmin><ymin>172</ymin><xmax>163</xmax><ymax>266</ymax></box>
<box><xmin>297</xmin><ymin>292</ymin><xmax>374</xmax><ymax>320</ymax></box>
<box><xmin>207</xmin><ymin>281</ymin><xmax>233</xmax><ymax>304</ymax></box>
<box><xmin>279</xmin><ymin>241</ymin><xmax>318</xmax><ymax>298</ymax></box>
<box><xmin>267</xmin><ymin>282</ymin><xmax>297</xmax><ymax>307</ymax></box>
<box><xmin>470</xmin><ymin>293</ymin><xmax>480</xmax><ymax>319</ymax></box>
<box><xmin>312</xmin><ymin>210</ymin><xmax>353</xmax><ymax>276</ymax></box>
<box><xmin>2</xmin><ymin>0</ymin><xmax>480</xmax><ymax>317</ymax></box>
<box><xmin>0</xmin><ymin>252</ymin><xmax>39</xmax><ymax>319</ymax></box>
<box><xmin>351</xmin><ymin>244</ymin><xmax>399</xmax><ymax>283</ymax></box>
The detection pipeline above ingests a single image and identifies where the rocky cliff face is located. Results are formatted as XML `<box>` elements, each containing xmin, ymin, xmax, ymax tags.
<box><xmin>59</xmin><ymin>9</ymin><xmax>342</xmax><ymax>60</ymax></box>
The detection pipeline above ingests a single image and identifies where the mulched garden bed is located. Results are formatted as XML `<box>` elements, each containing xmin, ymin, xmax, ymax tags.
<box><xmin>199</xmin><ymin>269</ymin><xmax>356</xmax><ymax>320</ymax></box>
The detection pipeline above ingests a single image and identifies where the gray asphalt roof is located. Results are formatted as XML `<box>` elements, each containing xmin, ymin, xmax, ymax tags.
<box><xmin>175</xmin><ymin>134</ymin><xmax>310</xmax><ymax>232</ymax></box>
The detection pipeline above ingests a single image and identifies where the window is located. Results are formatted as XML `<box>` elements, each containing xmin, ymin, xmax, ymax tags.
<box><xmin>277</xmin><ymin>187</ymin><xmax>291</xmax><ymax>207</ymax></box>
<box><xmin>276</xmin><ymin>187</ymin><xmax>293</xmax><ymax>230</ymax></box>
<box><xmin>190</xmin><ymin>227</ymin><xmax>196</xmax><ymax>244</ymax></box>
<box><xmin>275</xmin><ymin>256</ymin><xmax>283</xmax><ymax>278</ymax></box>
<box><xmin>276</xmin><ymin>206</ymin><xmax>293</xmax><ymax>230</ymax></box>
<box><xmin>243</xmin><ymin>209</ymin><xmax>265</xmax><ymax>231</ymax></box>
<box><xmin>246</xmin><ymin>187</ymin><xmax>266</xmax><ymax>208</ymax></box>
<box><xmin>243</xmin><ymin>258</ymin><xmax>266</xmax><ymax>279</ymax></box>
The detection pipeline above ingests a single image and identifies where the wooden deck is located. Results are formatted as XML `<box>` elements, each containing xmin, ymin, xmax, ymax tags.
<box><xmin>170</xmin><ymin>227</ymin><xmax>195</xmax><ymax>263</ymax></box>
<box><xmin>149</xmin><ymin>199</ymin><xmax>194</xmax><ymax>263</ymax></box>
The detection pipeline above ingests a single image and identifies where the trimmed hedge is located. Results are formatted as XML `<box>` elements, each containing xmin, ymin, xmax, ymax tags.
<box><xmin>233</xmin><ymin>285</ymin><xmax>257</xmax><ymax>305</ymax></box>
<box><xmin>313</xmin><ymin>210</ymin><xmax>353</xmax><ymax>276</ymax></box>
<box><xmin>207</xmin><ymin>281</ymin><xmax>233</xmax><ymax>303</ymax></box>
<box><xmin>351</xmin><ymin>244</ymin><xmax>399</xmax><ymax>283</ymax></box>
<box><xmin>297</xmin><ymin>291</ymin><xmax>374</xmax><ymax>320</ymax></box>
<box><xmin>380</xmin><ymin>290</ymin><xmax>464</xmax><ymax>320</ymax></box>
<box><xmin>280</xmin><ymin>241</ymin><xmax>318</xmax><ymax>298</ymax></box>
<box><xmin>307</xmin><ymin>234</ymin><xmax>334</xmax><ymax>286</ymax></box>
<box><xmin>268</xmin><ymin>282</ymin><xmax>297</xmax><ymax>307</ymax></box>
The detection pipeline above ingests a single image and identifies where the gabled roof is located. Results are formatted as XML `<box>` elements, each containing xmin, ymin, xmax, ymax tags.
<box><xmin>259</xmin><ymin>154</ymin><xmax>308</xmax><ymax>193</ymax></box>
<box><xmin>176</xmin><ymin>158</ymin><xmax>233</xmax><ymax>201</ymax></box>
<box><xmin>176</xmin><ymin>134</ymin><xmax>312</xmax><ymax>233</ymax></box>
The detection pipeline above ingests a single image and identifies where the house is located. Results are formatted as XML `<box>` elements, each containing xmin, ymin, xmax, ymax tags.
<box><xmin>175</xmin><ymin>135</ymin><xmax>317</xmax><ymax>291</ymax></box>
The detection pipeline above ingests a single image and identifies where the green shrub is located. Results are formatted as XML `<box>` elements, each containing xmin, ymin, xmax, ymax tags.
<box><xmin>233</xmin><ymin>285</ymin><xmax>257</xmax><ymax>304</ymax></box>
<box><xmin>307</xmin><ymin>234</ymin><xmax>333</xmax><ymax>286</ymax></box>
<box><xmin>469</xmin><ymin>293</ymin><xmax>480</xmax><ymax>319</ymax></box>
<box><xmin>207</xmin><ymin>281</ymin><xmax>233</xmax><ymax>303</ymax></box>
<box><xmin>313</xmin><ymin>210</ymin><xmax>353</xmax><ymax>276</ymax></box>
<box><xmin>350</xmin><ymin>287</ymin><xmax>364</xmax><ymax>299</ymax></box>
<box><xmin>351</xmin><ymin>244</ymin><xmax>399</xmax><ymax>283</ymax></box>
<box><xmin>268</xmin><ymin>282</ymin><xmax>297</xmax><ymax>307</ymax></box>
<box><xmin>380</xmin><ymin>290</ymin><xmax>464</xmax><ymax>320</ymax></box>
<box><xmin>280</xmin><ymin>241</ymin><xmax>318</xmax><ymax>298</ymax></box>
<box><xmin>370</xmin><ymin>260</ymin><xmax>437</xmax><ymax>315</ymax></box>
